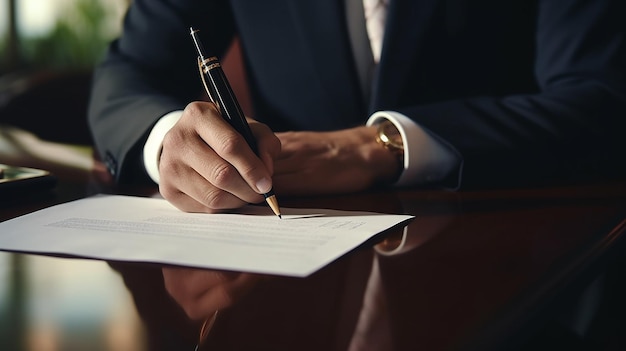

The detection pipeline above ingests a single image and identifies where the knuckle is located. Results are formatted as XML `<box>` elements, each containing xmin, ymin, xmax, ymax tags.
<box><xmin>158</xmin><ymin>161</ymin><xmax>184</xmax><ymax>185</ymax></box>
<box><xmin>157</xmin><ymin>154</ymin><xmax>174</xmax><ymax>172</ymax></box>
<box><xmin>183</xmin><ymin>101</ymin><xmax>204</xmax><ymax>117</ymax></box>
<box><xmin>201</xmin><ymin>188</ymin><xmax>228</xmax><ymax>209</ymax></box>
<box><xmin>162</xmin><ymin>129</ymin><xmax>185</xmax><ymax>149</ymax></box>
<box><xmin>216</xmin><ymin>132</ymin><xmax>246</xmax><ymax>156</ymax></box>
<box><xmin>183</xmin><ymin>101</ymin><xmax>218</xmax><ymax>120</ymax></box>
<box><xmin>210</xmin><ymin>162</ymin><xmax>236</xmax><ymax>188</ymax></box>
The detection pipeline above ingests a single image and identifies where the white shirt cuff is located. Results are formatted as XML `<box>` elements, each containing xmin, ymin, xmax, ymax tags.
<box><xmin>142</xmin><ymin>110</ymin><xmax>183</xmax><ymax>184</ymax></box>
<box><xmin>366</xmin><ymin>111</ymin><xmax>461</xmax><ymax>187</ymax></box>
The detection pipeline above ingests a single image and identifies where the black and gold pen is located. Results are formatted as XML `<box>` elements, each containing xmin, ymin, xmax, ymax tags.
<box><xmin>190</xmin><ymin>27</ymin><xmax>281</xmax><ymax>218</ymax></box>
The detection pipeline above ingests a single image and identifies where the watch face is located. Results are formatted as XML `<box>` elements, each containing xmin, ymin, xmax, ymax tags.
<box><xmin>380</xmin><ymin>121</ymin><xmax>404</xmax><ymax>152</ymax></box>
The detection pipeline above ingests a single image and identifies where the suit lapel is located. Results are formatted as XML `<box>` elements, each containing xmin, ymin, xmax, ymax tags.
<box><xmin>288</xmin><ymin>1</ymin><xmax>367</xmax><ymax>124</ymax></box>
<box><xmin>372</xmin><ymin>0</ymin><xmax>440</xmax><ymax>110</ymax></box>
<box><xmin>286</xmin><ymin>0</ymin><xmax>441</xmax><ymax>120</ymax></box>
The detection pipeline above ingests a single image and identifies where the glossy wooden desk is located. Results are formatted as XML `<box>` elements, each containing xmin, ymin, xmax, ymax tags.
<box><xmin>1</xmin><ymin>177</ymin><xmax>626</xmax><ymax>351</ymax></box>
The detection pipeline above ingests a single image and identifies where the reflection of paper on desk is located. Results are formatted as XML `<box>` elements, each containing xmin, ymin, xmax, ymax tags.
<box><xmin>0</xmin><ymin>195</ymin><xmax>413</xmax><ymax>277</ymax></box>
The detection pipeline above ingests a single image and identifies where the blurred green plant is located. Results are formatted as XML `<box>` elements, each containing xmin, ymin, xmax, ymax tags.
<box><xmin>20</xmin><ymin>0</ymin><xmax>121</xmax><ymax>70</ymax></box>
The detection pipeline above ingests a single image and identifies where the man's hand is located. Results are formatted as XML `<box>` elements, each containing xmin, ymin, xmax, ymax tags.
<box><xmin>162</xmin><ymin>267</ymin><xmax>263</xmax><ymax>321</ymax></box>
<box><xmin>158</xmin><ymin>101</ymin><xmax>280</xmax><ymax>213</ymax></box>
<box><xmin>273</xmin><ymin>126</ymin><xmax>399</xmax><ymax>196</ymax></box>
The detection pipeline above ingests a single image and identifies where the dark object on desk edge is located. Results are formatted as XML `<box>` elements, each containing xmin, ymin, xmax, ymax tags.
<box><xmin>0</xmin><ymin>164</ymin><xmax>57</xmax><ymax>196</ymax></box>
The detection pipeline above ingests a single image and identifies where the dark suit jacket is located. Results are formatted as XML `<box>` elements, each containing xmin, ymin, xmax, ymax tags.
<box><xmin>88</xmin><ymin>0</ymin><xmax>626</xmax><ymax>188</ymax></box>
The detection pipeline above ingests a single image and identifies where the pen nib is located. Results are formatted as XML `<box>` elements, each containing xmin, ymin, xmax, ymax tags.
<box><xmin>264</xmin><ymin>190</ymin><xmax>282</xmax><ymax>219</ymax></box>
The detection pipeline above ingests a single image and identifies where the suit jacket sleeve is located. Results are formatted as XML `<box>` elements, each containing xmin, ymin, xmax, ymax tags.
<box><xmin>88</xmin><ymin>0</ymin><xmax>235</xmax><ymax>183</ymax></box>
<box><xmin>392</xmin><ymin>0</ymin><xmax>626</xmax><ymax>187</ymax></box>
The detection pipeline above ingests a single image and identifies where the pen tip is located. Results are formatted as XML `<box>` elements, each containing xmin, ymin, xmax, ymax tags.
<box><xmin>278</xmin><ymin>214</ymin><xmax>282</xmax><ymax>219</ymax></box>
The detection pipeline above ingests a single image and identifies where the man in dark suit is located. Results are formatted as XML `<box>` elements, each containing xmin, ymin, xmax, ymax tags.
<box><xmin>89</xmin><ymin>0</ymin><xmax>626</xmax><ymax>213</ymax></box>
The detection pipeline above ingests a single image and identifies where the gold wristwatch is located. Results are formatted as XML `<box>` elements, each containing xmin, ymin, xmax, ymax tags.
<box><xmin>375</xmin><ymin>120</ymin><xmax>404</xmax><ymax>179</ymax></box>
<box><xmin>375</xmin><ymin>120</ymin><xmax>404</xmax><ymax>157</ymax></box>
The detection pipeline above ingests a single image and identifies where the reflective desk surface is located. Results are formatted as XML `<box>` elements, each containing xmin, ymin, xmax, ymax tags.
<box><xmin>1</xmin><ymin>175</ymin><xmax>626</xmax><ymax>351</ymax></box>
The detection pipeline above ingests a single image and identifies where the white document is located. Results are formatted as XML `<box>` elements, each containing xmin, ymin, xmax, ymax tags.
<box><xmin>0</xmin><ymin>195</ymin><xmax>413</xmax><ymax>277</ymax></box>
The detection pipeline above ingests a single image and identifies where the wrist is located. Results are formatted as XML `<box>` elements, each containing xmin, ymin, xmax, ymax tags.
<box><xmin>361</xmin><ymin>125</ymin><xmax>403</xmax><ymax>184</ymax></box>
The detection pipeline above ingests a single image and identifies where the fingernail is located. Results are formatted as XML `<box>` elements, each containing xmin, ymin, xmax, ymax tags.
<box><xmin>256</xmin><ymin>178</ymin><xmax>272</xmax><ymax>194</ymax></box>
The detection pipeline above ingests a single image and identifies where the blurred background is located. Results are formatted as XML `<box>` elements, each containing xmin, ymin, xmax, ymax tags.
<box><xmin>0</xmin><ymin>0</ymin><xmax>129</xmax><ymax>179</ymax></box>
<box><xmin>1</xmin><ymin>3</ymin><xmax>152</xmax><ymax>350</ymax></box>
<box><xmin>0</xmin><ymin>0</ymin><xmax>127</xmax><ymax>74</ymax></box>
<box><xmin>0</xmin><ymin>0</ymin><xmax>248</xmax><ymax>181</ymax></box>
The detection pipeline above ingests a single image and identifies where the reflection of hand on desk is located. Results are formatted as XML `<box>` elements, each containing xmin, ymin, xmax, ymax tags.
<box><xmin>162</xmin><ymin>266</ymin><xmax>265</xmax><ymax>321</ymax></box>
<box><xmin>2</xmin><ymin>182</ymin><xmax>626</xmax><ymax>350</ymax></box>
<box><xmin>162</xmin><ymin>266</ymin><xmax>266</xmax><ymax>349</ymax></box>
